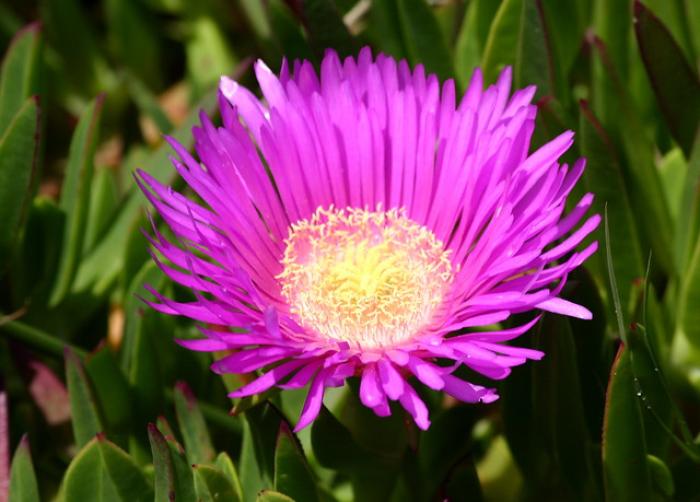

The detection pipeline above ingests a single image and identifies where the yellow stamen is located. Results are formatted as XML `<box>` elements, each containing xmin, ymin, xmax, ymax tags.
<box><xmin>278</xmin><ymin>206</ymin><xmax>455</xmax><ymax>348</ymax></box>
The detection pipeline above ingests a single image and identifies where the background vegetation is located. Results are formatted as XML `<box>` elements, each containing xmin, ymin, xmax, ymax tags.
<box><xmin>0</xmin><ymin>0</ymin><xmax>699</xmax><ymax>500</ymax></box>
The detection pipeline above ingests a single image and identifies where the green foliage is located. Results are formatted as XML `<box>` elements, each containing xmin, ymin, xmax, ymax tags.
<box><xmin>8</xmin><ymin>436</ymin><xmax>40</xmax><ymax>502</ymax></box>
<box><xmin>1</xmin><ymin>0</ymin><xmax>700</xmax><ymax>501</ymax></box>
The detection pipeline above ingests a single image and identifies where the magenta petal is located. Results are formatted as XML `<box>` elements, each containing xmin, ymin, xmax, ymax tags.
<box><xmin>278</xmin><ymin>359</ymin><xmax>324</xmax><ymax>389</ymax></box>
<box><xmin>294</xmin><ymin>368</ymin><xmax>329</xmax><ymax>432</ymax></box>
<box><xmin>359</xmin><ymin>364</ymin><xmax>383</xmax><ymax>408</ymax></box>
<box><xmin>228</xmin><ymin>358</ymin><xmax>308</xmax><ymax>397</ymax></box>
<box><xmin>443</xmin><ymin>374</ymin><xmax>497</xmax><ymax>403</ymax></box>
<box><xmin>407</xmin><ymin>357</ymin><xmax>445</xmax><ymax>390</ymax></box>
<box><xmin>175</xmin><ymin>338</ymin><xmax>230</xmax><ymax>352</ymax></box>
<box><xmin>536</xmin><ymin>297</ymin><xmax>592</xmax><ymax>319</ymax></box>
<box><xmin>398</xmin><ymin>382</ymin><xmax>430</xmax><ymax>430</ymax></box>
<box><xmin>377</xmin><ymin>359</ymin><xmax>404</xmax><ymax>400</ymax></box>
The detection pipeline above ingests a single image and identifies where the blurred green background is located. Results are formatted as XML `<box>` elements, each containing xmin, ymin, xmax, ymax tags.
<box><xmin>0</xmin><ymin>0</ymin><xmax>699</xmax><ymax>500</ymax></box>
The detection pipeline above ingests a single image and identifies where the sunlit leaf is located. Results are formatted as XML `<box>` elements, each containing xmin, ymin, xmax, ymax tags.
<box><xmin>8</xmin><ymin>436</ymin><xmax>40</xmax><ymax>502</ymax></box>
<box><xmin>63</xmin><ymin>436</ymin><xmax>153</xmax><ymax>502</ymax></box>
<box><xmin>173</xmin><ymin>381</ymin><xmax>215</xmax><ymax>465</ymax></box>
<box><xmin>255</xmin><ymin>491</ymin><xmax>295</xmax><ymax>502</ymax></box>
<box><xmin>84</xmin><ymin>346</ymin><xmax>133</xmax><ymax>439</ymax></box>
<box><xmin>50</xmin><ymin>95</ymin><xmax>104</xmax><ymax>306</ymax></box>
<box><xmin>634</xmin><ymin>1</ymin><xmax>700</xmax><ymax>157</ymax></box>
<box><xmin>396</xmin><ymin>0</ymin><xmax>454</xmax><ymax>81</ymax></box>
<box><xmin>194</xmin><ymin>465</ymin><xmax>240</xmax><ymax>502</ymax></box>
<box><xmin>301</xmin><ymin>0</ymin><xmax>356</xmax><ymax>58</ymax></box>
<box><xmin>602</xmin><ymin>346</ymin><xmax>652</xmax><ymax>501</ymax></box>
<box><xmin>148</xmin><ymin>423</ymin><xmax>196</xmax><ymax>502</ymax></box>
<box><xmin>65</xmin><ymin>347</ymin><xmax>104</xmax><ymax>448</ymax></box>
<box><xmin>0</xmin><ymin>97</ymin><xmax>39</xmax><ymax>274</ymax></box>
<box><xmin>0</xmin><ymin>22</ymin><xmax>41</xmax><ymax>138</ymax></box>
<box><xmin>215</xmin><ymin>452</ymin><xmax>244</xmax><ymax>502</ymax></box>
<box><xmin>578</xmin><ymin>101</ymin><xmax>644</xmax><ymax>314</ymax></box>
<box><xmin>274</xmin><ymin>421</ymin><xmax>320</xmax><ymax>502</ymax></box>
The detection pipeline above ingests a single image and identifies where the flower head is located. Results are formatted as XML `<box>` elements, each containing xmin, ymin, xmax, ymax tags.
<box><xmin>138</xmin><ymin>48</ymin><xmax>599</xmax><ymax>431</ymax></box>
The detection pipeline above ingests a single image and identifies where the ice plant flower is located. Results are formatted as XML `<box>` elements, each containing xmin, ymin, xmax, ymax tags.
<box><xmin>137</xmin><ymin>48</ymin><xmax>599</xmax><ymax>431</ymax></box>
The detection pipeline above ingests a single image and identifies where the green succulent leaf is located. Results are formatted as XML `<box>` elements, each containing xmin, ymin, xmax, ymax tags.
<box><xmin>0</xmin><ymin>22</ymin><xmax>42</xmax><ymax>138</ymax></box>
<box><xmin>50</xmin><ymin>95</ymin><xmax>104</xmax><ymax>306</ymax></box>
<box><xmin>84</xmin><ymin>346</ymin><xmax>133</xmax><ymax>439</ymax></box>
<box><xmin>121</xmin><ymin>261</ymin><xmax>166</xmax><ymax>424</ymax></box>
<box><xmin>578</xmin><ymin>101</ymin><xmax>644</xmax><ymax>314</ymax></box>
<box><xmin>71</xmin><ymin>88</ymin><xmax>218</xmax><ymax>298</ymax></box>
<box><xmin>65</xmin><ymin>347</ymin><xmax>104</xmax><ymax>448</ymax></box>
<box><xmin>62</xmin><ymin>436</ymin><xmax>153</xmax><ymax>502</ymax></box>
<box><xmin>274</xmin><ymin>421</ymin><xmax>320</xmax><ymax>502</ymax></box>
<box><xmin>482</xmin><ymin>0</ymin><xmax>555</xmax><ymax>96</ymax></box>
<box><xmin>173</xmin><ymin>381</ymin><xmax>216</xmax><ymax>465</ymax></box>
<box><xmin>255</xmin><ymin>490</ymin><xmax>295</xmax><ymax>502</ymax></box>
<box><xmin>301</xmin><ymin>0</ymin><xmax>356</xmax><ymax>58</ymax></box>
<box><xmin>194</xmin><ymin>464</ymin><xmax>241</xmax><ymax>502</ymax></box>
<box><xmin>148</xmin><ymin>422</ymin><xmax>196</xmax><ymax>502</ymax></box>
<box><xmin>602</xmin><ymin>346</ymin><xmax>652</xmax><ymax>501</ymax></box>
<box><xmin>8</xmin><ymin>435</ymin><xmax>40</xmax><ymax>502</ymax></box>
<box><xmin>215</xmin><ymin>452</ymin><xmax>244</xmax><ymax>501</ymax></box>
<box><xmin>396</xmin><ymin>0</ymin><xmax>454</xmax><ymax>81</ymax></box>
<box><xmin>0</xmin><ymin>97</ymin><xmax>39</xmax><ymax>273</ymax></box>
<box><xmin>634</xmin><ymin>1</ymin><xmax>700</xmax><ymax>157</ymax></box>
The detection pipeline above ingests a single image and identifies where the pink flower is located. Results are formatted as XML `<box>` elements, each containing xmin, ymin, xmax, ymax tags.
<box><xmin>137</xmin><ymin>48</ymin><xmax>599</xmax><ymax>431</ymax></box>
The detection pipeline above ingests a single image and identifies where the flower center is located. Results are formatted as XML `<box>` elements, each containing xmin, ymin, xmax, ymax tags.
<box><xmin>278</xmin><ymin>206</ymin><xmax>455</xmax><ymax>348</ymax></box>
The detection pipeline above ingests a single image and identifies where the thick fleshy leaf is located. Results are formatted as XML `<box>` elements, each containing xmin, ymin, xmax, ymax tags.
<box><xmin>578</xmin><ymin>101</ymin><xmax>645</xmax><ymax>316</ymax></box>
<box><xmin>82</xmin><ymin>167</ymin><xmax>120</xmax><ymax>253</ymax></box>
<box><xmin>173</xmin><ymin>381</ymin><xmax>215</xmax><ymax>464</ymax></box>
<box><xmin>255</xmin><ymin>491</ymin><xmax>294</xmax><ymax>502</ymax></box>
<box><xmin>675</xmin><ymin>233</ymin><xmax>700</xmax><ymax>372</ymax></box>
<box><xmin>589</xmin><ymin>35</ymin><xmax>675</xmax><ymax>278</ymax></box>
<box><xmin>49</xmin><ymin>95</ymin><xmax>104</xmax><ymax>306</ymax></box>
<box><xmin>71</xmin><ymin>89</ymin><xmax>218</xmax><ymax>297</ymax></box>
<box><xmin>194</xmin><ymin>465</ymin><xmax>240</xmax><ymax>502</ymax></box>
<box><xmin>267</xmin><ymin>0</ymin><xmax>315</xmax><ymax>63</ymax></box>
<box><xmin>634</xmin><ymin>1</ymin><xmax>700</xmax><ymax>157</ymax></box>
<box><xmin>514</xmin><ymin>0</ymin><xmax>556</xmax><ymax>97</ymax></box>
<box><xmin>148</xmin><ymin>423</ymin><xmax>196</xmax><ymax>502</ymax></box>
<box><xmin>62</xmin><ymin>436</ymin><xmax>153</xmax><ymax>502</ymax></box>
<box><xmin>40</xmin><ymin>0</ymin><xmax>109</xmax><ymax>94</ymax></box>
<box><xmin>183</xmin><ymin>5</ymin><xmax>237</xmax><ymax>99</ymax></box>
<box><xmin>121</xmin><ymin>261</ymin><xmax>166</xmax><ymax>424</ymax></box>
<box><xmin>396</xmin><ymin>0</ymin><xmax>454</xmax><ymax>81</ymax></box>
<box><xmin>367</xmin><ymin>0</ymin><xmax>406</xmax><ymax>60</ymax></box>
<box><xmin>539</xmin><ymin>0</ymin><xmax>586</xmax><ymax>77</ymax></box>
<box><xmin>215</xmin><ymin>452</ymin><xmax>244</xmax><ymax>502</ymax></box>
<box><xmin>502</xmin><ymin>315</ymin><xmax>596</xmax><ymax>498</ymax></box>
<box><xmin>8</xmin><ymin>436</ymin><xmax>39</xmax><ymax>502</ymax></box>
<box><xmin>676</xmin><ymin>131</ymin><xmax>700</xmax><ymax>273</ymax></box>
<box><xmin>84</xmin><ymin>346</ymin><xmax>133</xmax><ymax>438</ymax></box>
<box><xmin>300</xmin><ymin>0</ymin><xmax>356</xmax><ymax>58</ymax></box>
<box><xmin>11</xmin><ymin>197</ymin><xmax>65</xmax><ymax>304</ymax></box>
<box><xmin>0</xmin><ymin>22</ymin><xmax>41</xmax><ymax>138</ymax></box>
<box><xmin>591</xmin><ymin>0</ymin><xmax>632</xmax><ymax>127</ymax></box>
<box><xmin>239</xmin><ymin>403</ymin><xmax>284</xmax><ymax>502</ymax></box>
<box><xmin>481</xmin><ymin>0</ymin><xmax>554</xmax><ymax>96</ymax></box>
<box><xmin>274</xmin><ymin>421</ymin><xmax>320</xmax><ymax>502</ymax></box>
<box><xmin>0</xmin><ymin>98</ymin><xmax>40</xmax><ymax>273</ymax></box>
<box><xmin>419</xmin><ymin>406</ymin><xmax>478</xmax><ymax>500</ymax></box>
<box><xmin>311</xmin><ymin>405</ymin><xmax>399</xmax><ymax>502</ymax></box>
<box><xmin>310</xmin><ymin>406</ymin><xmax>362</xmax><ymax>471</ymax></box>
<box><xmin>530</xmin><ymin>315</ymin><xmax>597</xmax><ymax>498</ymax></box>
<box><xmin>602</xmin><ymin>346</ymin><xmax>652</xmax><ymax>501</ymax></box>
<box><xmin>104</xmin><ymin>0</ymin><xmax>162</xmax><ymax>89</ymax></box>
<box><xmin>65</xmin><ymin>347</ymin><xmax>104</xmax><ymax>448</ymax></box>
<box><xmin>441</xmin><ymin>457</ymin><xmax>483</xmax><ymax>502</ymax></box>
